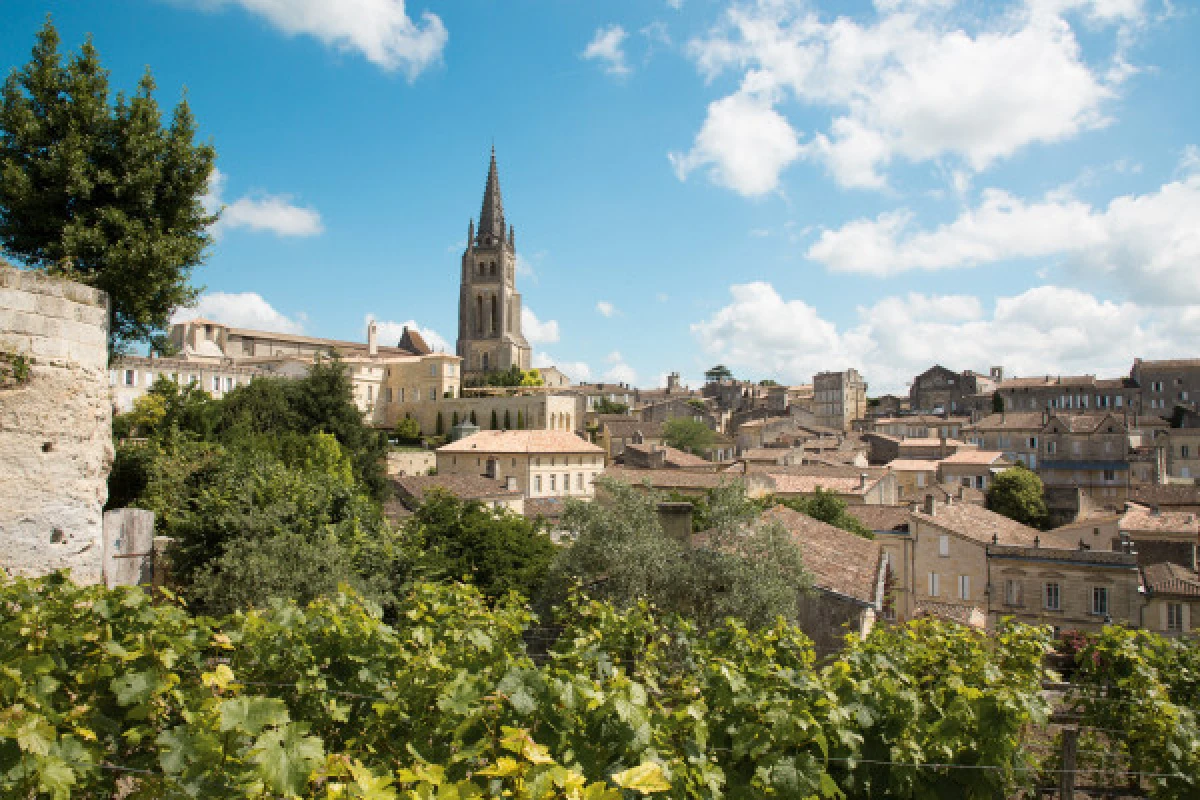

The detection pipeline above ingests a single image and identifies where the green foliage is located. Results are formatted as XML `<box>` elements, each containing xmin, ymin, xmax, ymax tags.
<box><xmin>491</xmin><ymin>409</ymin><xmax>499</xmax><ymax>430</ymax></box>
<box><xmin>470</xmin><ymin>410</ymin><xmax>478</xmax><ymax>425</ymax></box>
<box><xmin>1067</xmin><ymin>627</ymin><xmax>1200</xmax><ymax>798</ymax></box>
<box><xmin>517</xmin><ymin>409</ymin><xmax>525</xmax><ymax>429</ymax></box>
<box><xmin>986</xmin><ymin>465</ymin><xmax>1048</xmax><ymax>529</ymax></box>
<box><xmin>593</xmin><ymin>397</ymin><xmax>630</xmax><ymax>415</ymax></box>
<box><xmin>393</xmin><ymin>415</ymin><xmax>420</xmax><ymax>443</ymax></box>
<box><xmin>0</xmin><ymin>350</ymin><xmax>32</xmax><ymax>387</ymax></box>
<box><xmin>551</xmin><ymin>478</ymin><xmax>811</xmax><ymax>629</ymax></box>
<box><xmin>0</xmin><ymin>19</ymin><xmax>217</xmax><ymax>354</ymax></box>
<box><xmin>467</xmin><ymin>365</ymin><xmax>544</xmax><ymax>388</ymax></box>
<box><xmin>662</xmin><ymin>416</ymin><xmax>716</xmax><ymax>456</ymax></box>
<box><xmin>780</xmin><ymin>487</ymin><xmax>875</xmax><ymax>539</ymax></box>
<box><xmin>406</xmin><ymin>491</ymin><xmax>557</xmax><ymax>600</ymax></box>
<box><xmin>503</xmin><ymin>409</ymin><xmax>512</xmax><ymax>429</ymax></box>
<box><xmin>686</xmin><ymin>398</ymin><xmax>708</xmax><ymax>412</ymax></box>
<box><xmin>0</xmin><ymin>573</ymin><xmax>1062</xmax><ymax>799</ymax></box>
<box><xmin>435</xmin><ymin>411</ymin><xmax>444</xmax><ymax>436</ymax></box>
<box><xmin>704</xmin><ymin>364</ymin><xmax>732</xmax><ymax>382</ymax></box>
<box><xmin>452</xmin><ymin>410</ymin><xmax>460</xmax><ymax>428</ymax></box>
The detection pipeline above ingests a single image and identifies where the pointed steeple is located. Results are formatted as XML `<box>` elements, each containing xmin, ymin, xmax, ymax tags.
<box><xmin>476</xmin><ymin>147</ymin><xmax>505</xmax><ymax>245</ymax></box>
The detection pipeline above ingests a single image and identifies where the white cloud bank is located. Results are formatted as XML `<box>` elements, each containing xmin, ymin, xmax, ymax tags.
<box><xmin>204</xmin><ymin>168</ymin><xmax>324</xmax><ymax>238</ymax></box>
<box><xmin>173</xmin><ymin>291</ymin><xmax>306</xmax><ymax>333</ymax></box>
<box><xmin>808</xmin><ymin>172</ymin><xmax>1200</xmax><ymax>304</ymax></box>
<box><xmin>521</xmin><ymin>307</ymin><xmax>560</xmax><ymax>345</ymax></box>
<box><xmin>672</xmin><ymin>0</ymin><xmax>1142</xmax><ymax>194</ymax></box>
<box><xmin>365</xmin><ymin>314</ymin><xmax>450</xmax><ymax>353</ymax></box>
<box><xmin>692</xmin><ymin>281</ymin><xmax>1200</xmax><ymax>393</ymax></box>
<box><xmin>183</xmin><ymin>0</ymin><xmax>447</xmax><ymax>78</ymax></box>
<box><xmin>582</xmin><ymin>25</ymin><xmax>631</xmax><ymax>76</ymax></box>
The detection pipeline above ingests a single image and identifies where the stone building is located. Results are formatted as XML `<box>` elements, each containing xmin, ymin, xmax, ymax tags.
<box><xmin>994</xmin><ymin>374</ymin><xmax>1138</xmax><ymax>414</ymax></box>
<box><xmin>962</xmin><ymin>412</ymin><xmax>1046</xmax><ymax>468</ymax></box>
<box><xmin>985</xmin><ymin>542</ymin><xmax>1141</xmax><ymax>631</ymax></box>
<box><xmin>1140</xmin><ymin>563</ymin><xmax>1200</xmax><ymax>636</ymax></box>
<box><xmin>1161</xmin><ymin>409</ymin><xmax>1200</xmax><ymax>480</ymax></box>
<box><xmin>936</xmin><ymin>450</ymin><xmax>1012</xmax><ymax>492</ymax></box>
<box><xmin>870</xmin><ymin>415</ymin><xmax>969</xmax><ymax>440</ymax></box>
<box><xmin>1118</xmin><ymin>503</ymin><xmax>1198</xmax><ymax>570</ymax></box>
<box><xmin>813</xmin><ymin>368</ymin><xmax>867</xmax><ymax>432</ymax></box>
<box><xmin>1</xmin><ymin>265</ymin><xmax>113</xmax><ymax>583</ymax></box>
<box><xmin>1131</xmin><ymin>358</ymin><xmax>1200</xmax><ymax>416</ymax></box>
<box><xmin>1039</xmin><ymin>413</ymin><xmax>1131</xmax><ymax>515</ymax></box>
<box><xmin>110</xmin><ymin>355</ymin><xmax>264</xmax><ymax>412</ymax></box>
<box><xmin>908</xmin><ymin>365</ymin><xmax>999</xmax><ymax>414</ymax></box>
<box><xmin>436</xmin><ymin>429</ymin><xmax>604</xmax><ymax>500</ymax></box>
<box><xmin>456</xmin><ymin>149</ymin><xmax>531</xmax><ymax>375</ymax></box>
<box><xmin>761</xmin><ymin>506</ymin><xmax>888</xmax><ymax>652</ymax></box>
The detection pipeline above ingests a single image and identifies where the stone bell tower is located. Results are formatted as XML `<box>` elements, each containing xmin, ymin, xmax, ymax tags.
<box><xmin>456</xmin><ymin>148</ymin><xmax>532</xmax><ymax>375</ymax></box>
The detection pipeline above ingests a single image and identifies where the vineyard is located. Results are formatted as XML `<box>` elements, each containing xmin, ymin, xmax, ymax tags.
<box><xmin>1</xmin><ymin>573</ymin><xmax>1197</xmax><ymax>799</ymax></box>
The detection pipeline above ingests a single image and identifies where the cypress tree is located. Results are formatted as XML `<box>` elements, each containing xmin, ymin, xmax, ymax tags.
<box><xmin>435</xmin><ymin>411</ymin><xmax>444</xmax><ymax>435</ymax></box>
<box><xmin>490</xmin><ymin>409</ymin><xmax>499</xmax><ymax>430</ymax></box>
<box><xmin>503</xmin><ymin>409</ymin><xmax>512</xmax><ymax>429</ymax></box>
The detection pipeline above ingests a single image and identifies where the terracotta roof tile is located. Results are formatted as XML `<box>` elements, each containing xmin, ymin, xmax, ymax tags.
<box><xmin>1119</xmin><ymin>503</ymin><xmax>1200</xmax><ymax>535</ymax></box>
<box><xmin>939</xmin><ymin>450</ymin><xmax>1010</xmax><ymax>466</ymax></box>
<box><xmin>1142</xmin><ymin>563</ymin><xmax>1200</xmax><ymax>597</ymax></box>
<box><xmin>760</xmin><ymin>506</ymin><xmax>883</xmax><ymax>604</ymax></box>
<box><xmin>392</xmin><ymin>475</ymin><xmax>520</xmax><ymax>504</ymax></box>
<box><xmin>913</xmin><ymin>502</ymin><xmax>1041</xmax><ymax>547</ymax></box>
<box><xmin>439</xmin><ymin>429</ymin><xmax>604</xmax><ymax>455</ymax></box>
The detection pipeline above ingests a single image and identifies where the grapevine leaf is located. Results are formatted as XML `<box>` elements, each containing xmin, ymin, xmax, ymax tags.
<box><xmin>220</xmin><ymin>695</ymin><xmax>290</xmax><ymax>735</ymax></box>
<box><xmin>251</xmin><ymin>723</ymin><xmax>325</xmax><ymax>797</ymax></box>
<box><xmin>611</xmin><ymin>763</ymin><xmax>672</xmax><ymax>794</ymax></box>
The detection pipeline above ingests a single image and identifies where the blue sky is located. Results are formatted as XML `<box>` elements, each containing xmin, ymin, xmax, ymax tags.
<box><xmin>3</xmin><ymin>0</ymin><xmax>1198</xmax><ymax>393</ymax></box>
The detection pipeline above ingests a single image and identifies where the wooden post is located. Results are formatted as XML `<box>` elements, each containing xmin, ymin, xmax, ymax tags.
<box><xmin>1060</xmin><ymin>726</ymin><xmax>1078</xmax><ymax>800</ymax></box>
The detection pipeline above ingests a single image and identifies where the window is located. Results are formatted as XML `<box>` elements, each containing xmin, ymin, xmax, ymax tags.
<box><xmin>958</xmin><ymin>575</ymin><xmax>970</xmax><ymax>600</ymax></box>
<box><xmin>1091</xmin><ymin>587</ymin><xmax>1109</xmax><ymax>615</ymax></box>
<box><xmin>563</xmin><ymin>473</ymin><xmax>569</xmax><ymax>492</ymax></box>
<box><xmin>429</xmin><ymin>363</ymin><xmax>437</xmax><ymax>377</ymax></box>
<box><xmin>212</xmin><ymin>376</ymin><xmax>221</xmax><ymax>392</ymax></box>
<box><xmin>916</xmin><ymin>473</ymin><xmax>926</xmax><ymax>488</ymax></box>
<box><xmin>1103</xmin><ymin>469</ymin><xmax>1116</xmax><ymax>482</ymax></box>
<box><xmin>961</xmin><ymin>477</ymin><xmax>972</xmax><ymax>488</ymax></box>
<box><xmin>1115</xmin><ymin>396</ymin><xmax>1123</xmax><ymax>408</ymax></box>
<box><xmin>534</xmin><ymin>475</ymin><xmax>542</xmax><ymax>493</ymax></box>
<box><xmin>398</xmin><ymin>388</ymin><xmax>405</xmax><ymax>403</ymax></box>
<box><xmin>1167</xmin><ymin>603</ymin><xmax>1184</xmax><ymax>632</ymax></box>
<box><xmin>123</xmin><ymin>369</ymin><xmax>136</xmax><ymax>386</ymax></box>
<box><xmin>1005</xmin><ymin>579</ymin><xmax>1023</xmax><ymax>606</ymax></box>
<box><xmin>367</xmin><ymin>385</ymin><xmax>373</xmax><ymax>402</ymax></box>
<box><xmin>1045</xmin><ymin>583</ymin><xmax>1061</xmax><ymax>610</ymax></box>
<box><xmin>1047</xmin><ymin>441</ymin><xmax>1057</xmax><ymax>455</ymax></box>
<box><xmin>1183</xmin><ymin>445</ymin><xmax>1191</xmax><ymax>459</ymax></box>
<box><xmin>576</xmin><ymin>473</ymin><xmax>583</xmax><ymax>490</ymax></box>
<box><xmin>1028</xmin><ymin>437</ymin><xmax>1038</xmax><ymax>448</ymax></box>
<box><xmin>928</xmin><ymin>572</ymin><xmax>940</xmax><ymax>597</ymax></box>
<box><xmin>549</xmin><ymin>475</ymin><xmax>556</xmax><ymax>491</ymax></box>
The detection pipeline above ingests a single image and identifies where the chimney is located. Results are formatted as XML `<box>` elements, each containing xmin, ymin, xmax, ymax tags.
<box><xmin>657</xmin><ymin>502</ymin><xmax>694</xmax><ymax>544</ymax></box>
<box><xmin>505</xmin><ymin>476</ymin><xmax>517</xmax><ymax>492</ymax></box>
<box><xmin>923</xmin><ymin>494</ymin><xmax>936</xmax><ymax>516</ymax></box>
<box><xmin>368</xmin><ymin>321</ymin><xmax>378</xmax><ymax>357</ymax></box>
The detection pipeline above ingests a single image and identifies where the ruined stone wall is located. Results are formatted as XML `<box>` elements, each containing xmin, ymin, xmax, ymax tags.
<box><xmin>0</xmin><ymin>265</ymin><xmax>112</xmax><ymax>583</ymax></box>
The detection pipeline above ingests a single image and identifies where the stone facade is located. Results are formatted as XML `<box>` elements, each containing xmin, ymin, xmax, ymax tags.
<box><xmin>436</xmin><ymin>429</ymin><xmax>605</xmax><ymax>500</ymax></box>
<box><xmin>456</xmin><ymin>150</ymin><xmax>531</xmax><ymax>375</ymax></box>
<box><xmin>909</xmin><ymin>365</ymin><xmax>998</xmax><ymax>414</ymax></box>
<box><xmin>0</xmin><ymin>266</ymin><xmax>112</xmax><ymax>583</ymax></box>
<box><xmin>813</xmin><ymin>369</ymin><xmax>867</xmax><ymax>432</ymax></box>
<box><xmin>1131</xmin><ymin>358</ymin><xmax>1200</xmax><ymax>416</ymax></box>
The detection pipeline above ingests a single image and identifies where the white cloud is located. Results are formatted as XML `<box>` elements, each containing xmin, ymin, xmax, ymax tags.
<box><xmin>366</xmin><ymin>314</ymin><xmax>451</xmax><ymax>353</ymax></box>
<box><xmin>603</xmin><ymin>351</ymin><xmax>638</xmax><ymax>385</ymax></box>
<box><xmin>173</xmin><ymin>291</ymin><xmax>306</xmax><ymax>333</ymax></box>
<box><xmin>184</xmin><ymin>0</ymin><xmax>447</xmax><ymax>78</ymax></box>
<box><xmin>807</xmin><ymin>174</ymin><xmax>1200</xmax><ymax>304</ymax></box>
<box><xmin>679</xmin><ymin>0</ymin><xmax>1137</xmax><ymax>191</ymax></box>
<box><xmin>669</xmin><ymin>87</ymin><xmax>801</xmax><ymax>196</ymax></box>
<box><xmin>692</xmin><ymin>281</ymin><xmax>1200</xmax><ymax>393</ymax></box>
<box><xmin>521</xmin><ymin>307</ymin><xmax>560</xmax><ymax>344</ymax></box>
<box><xmin>534</xmin><ymin>352</ymin><xmax>592</xmax><ymax>382</ymax></box>
<box><xmin>583</xmin><ymin>24</ymin><xmax>631</xmax><ymax>75</ymax></box>
<box><xmin>204</xmin><ymin>168</ymin><xmax>323</xmax><ymax>238</ymax></box>
<box><xmin>667</xmin><ymin>0</ymin><xmax>684</xmax><ymax>9</ymax></box>
<box><xmin>595</xmin><ymin>301</ymin><xmax>618</xmax><ymax>317</ymax></box>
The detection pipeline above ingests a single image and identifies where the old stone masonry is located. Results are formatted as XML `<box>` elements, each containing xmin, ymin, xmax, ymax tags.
<box><xmin>0</xmin><ymin>264</ymin><xmax>113</xmax><ymax>584</ymax></box>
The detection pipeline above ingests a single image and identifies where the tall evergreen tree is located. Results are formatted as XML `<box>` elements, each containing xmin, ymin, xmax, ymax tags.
<box><xmin>0</xmin><ymin>19</ymin><xmax>216</xmax><ymax>354</ymax></box>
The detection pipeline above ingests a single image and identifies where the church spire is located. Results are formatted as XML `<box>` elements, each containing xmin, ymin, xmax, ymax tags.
<box><xmin>476</xmin><ymin>147</ymin><xmax>505</xmax><ymax>245</ymax></box>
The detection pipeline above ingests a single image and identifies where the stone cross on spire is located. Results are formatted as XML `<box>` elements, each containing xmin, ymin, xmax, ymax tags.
<box><xmin>476</xmin><ymin>146</ymin><xmax>506</xmax><ymax>245</ymax></box>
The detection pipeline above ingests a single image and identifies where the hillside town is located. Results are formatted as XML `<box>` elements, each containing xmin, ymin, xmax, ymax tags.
<box><xmin>2</xmin><ymin>4</ymin><xmax>1199</xmax><ymax>798</ymax></box>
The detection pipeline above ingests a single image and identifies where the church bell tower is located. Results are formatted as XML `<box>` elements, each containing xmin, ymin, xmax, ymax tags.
<box><xmin>456</xmin><ymin>148</ymin><xmax>532</xmax><ymax>375</ymax></box>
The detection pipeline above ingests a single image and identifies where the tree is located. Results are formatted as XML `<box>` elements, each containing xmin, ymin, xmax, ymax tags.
<box><xmin>986</xmin><ymin>464</ymin><xmax>1048</xmax><ymax>529</ymax></box>
<box><xmin>394</xmin><ymin>415</ymin><xmax>420</xmax><ymax>443</ymax></box>
<box><xmin>0</xmin><ymin>20</ymin><xmax>217</xmax><ymax>354</ymax></box>
<box><xmin>593</xmin><ymin>398</ymin><xmax>629</xmax><ymax>415</ymax></box>
<box><xmin>490</xmin><ymin>409</ymin><xmax>499</xmax><ymax>430</ymax></box>
<box><xmin>516</xmin><ymin>410</ymin><xmax>525</xmax><ymax>429</ymax></box>
<box><xmin>704</xmin><ymin>364</ymin><xmax>732</xmax><ymax>383</ymax></box>
<box><xmin>406</xmin><ymin>491</ymin><xmax>556</xmax><ymax>600</ymax></box>
<box><xmin>663</xmin><ymin>417</ymin><xmax>716</xmax><ymax>456</ymax></box>
<box><xmin>451</xmin><ymin>411</ymin><xmax>460</xmax><ymax>428</ymax></box>
<box><xmin>551</xmin><ymin>478</ymin><xmax>811</xmax><ymax>629</ymax></box>
<box><xmin>435</xmin><ymin>411</ymin><xmax>444</xmax><ymax>436</ymax></box>
<box><xmin>782</xmin><ymin>487</ymin><xmax>874</xmax><ymax>539</ymax></box>
<box><xmin>503</xmin><ymin>409</ymin><xmax>512</xmax><ymax>429</ymax></box>
<box><xmin>992</xmin><ymin>391</ymin><xmax>1005</xmax><ymax>413</ymax></box>
<box><xmin>470</xmin><ymin>410</ymin><xmax>478</xmax><ymax>426</ymax></box>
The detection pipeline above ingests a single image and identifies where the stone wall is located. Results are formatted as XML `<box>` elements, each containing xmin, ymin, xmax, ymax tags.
<box><xmin>0</xmin><ymin>265</ymin><xmax>112</xmax><ymax>583</ymax></box>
